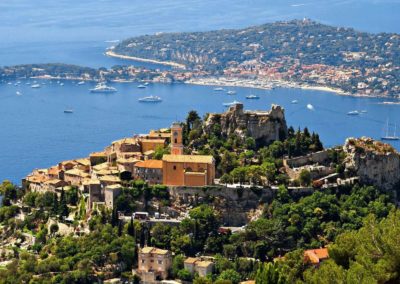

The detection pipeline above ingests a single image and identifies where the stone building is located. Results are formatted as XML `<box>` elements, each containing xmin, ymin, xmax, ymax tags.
<box><xmin>104</xmin><ymin>184</ymin><xmax>122</xmax><ymax>210</ymax></box>
<box><xmin>184</xmin><ymin>257</ymin><xmax>214</xmax><ymax>277</ymax></box>
<box><xmin>138</xmin><ymin>247</ymin><xmax>172</xmax><ymax>282</ymax></box>
<box><xmin>133</xmin><ymin>160</ymin><xmax>163</xmax><ymax>184</ymax></box>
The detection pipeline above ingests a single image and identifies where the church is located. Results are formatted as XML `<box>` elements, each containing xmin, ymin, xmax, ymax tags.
<box><xmin>162</xmin><ymin>122</ymin><xmax>215</xmax><ymax>187</ymax></box>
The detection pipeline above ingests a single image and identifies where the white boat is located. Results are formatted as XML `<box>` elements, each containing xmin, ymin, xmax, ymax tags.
<box><xmin>381</xmin><ymin>119</ymin><xmax>399</xmax><ymax>141</ymax></box>
<box><xmin>223</xmin><ymin>100</ymin><xmax>242</xmax><ymax>106</ymax></box>
<box><xmin>77</xmin><ymin>81</ymin><xmax>85</xmax><ymax>85</ymax></box>
<box><xmin>16</xmin><ymin>91</ymin><xmax>22</xmax><ymax>96</ymax></box>
<box><xmin>7</xmin><ymin>82</ymin><xmax>12</xmax><ymax>85</ymax></box>
<box><xmin>214</xmin><ymin>87</ymin><xmax>224</xmax><ymax>91</ymax></box>
<box><xmin>306</xmin><ymin>104</ymin><xmax>314</xmax><ymax>111</ymax></box>
<box><xmin>25</xmin><ymin>82</ymin><xmax>31</xmax><ymax>85</ymax></box>
<box><xmin>138</xmin><ymin>96</ymin><xmax>162</xmax><ymax>103</ymax></box>
<box><xmin>64</xmin><ymin>109</ymin><xmax>74</xmax><ymax>114</ymax></box>
<box><xmin>291</xmin><ymin>100</ymin><xmax>299</xmax><ymax>104</ymax></box>
<box><xmin>137</xmin><ymin>84</ymin><xmax>147</xmax><ymax>89</ymax></box>
<box><xmin>31</xmin><ymin>84</ymin><xmax>41</xmax><ymax>88</ymax></box>
<box><xmin>90</xmin><ymin>82</ymin><xmax>117</xmax><ymax>93</ymax></box>
<box><xmin>246</xmin><ymin>94</ymin><xmax>260</xmax><ymax>99</ymax></box>
<box><xmin>227</xmin><ymin>90</ymin><xmax>236</xmax><ymax>95</ymax></box>
<box><xmin>60</xmin><ymin>83</ymin><xmax>64</xmax><ymax>86</ymax></box>
<box><xmin>144</xmin><ymin>82</ymin><xmax>150</xmax><ymax>86</ymax></box>
<box><xmin>347</xmin><ymin>110</ymin><xmax>359</xmax><ymax>116</ymax></box>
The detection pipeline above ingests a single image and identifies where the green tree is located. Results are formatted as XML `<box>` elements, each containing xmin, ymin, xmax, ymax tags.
<box><xmin>217</xmin><ymin>269</ymin><xmax>241</xmax><ymax>284</ymax></box>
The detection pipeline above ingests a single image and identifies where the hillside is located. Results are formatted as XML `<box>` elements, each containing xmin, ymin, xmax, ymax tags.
<box><xmin>113</xmin><ymin>19</ymin><xmax>400</xmax><ymax>96</ymax></box>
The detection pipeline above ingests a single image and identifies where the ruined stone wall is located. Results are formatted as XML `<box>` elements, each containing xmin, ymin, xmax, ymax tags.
<box><xmin>204</xmin><ymin>104</ymin><xmax>287</xmax><ymax>145</ymax></box>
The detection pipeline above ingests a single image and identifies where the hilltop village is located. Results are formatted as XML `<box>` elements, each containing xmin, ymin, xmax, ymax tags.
<box><xmin>1</xmin><ymin>104</ymin><xmax>400</xmax><ymax>283</ymax></box>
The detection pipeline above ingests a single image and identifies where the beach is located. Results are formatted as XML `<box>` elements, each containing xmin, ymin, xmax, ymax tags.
<box><xmin>106</xmin><ymin>50</ymin><xmax>186</xmax><ymax>69</ymax></box>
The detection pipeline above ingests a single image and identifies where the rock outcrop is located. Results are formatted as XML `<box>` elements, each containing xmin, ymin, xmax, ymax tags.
<box><xmin>204</xmin><ymin>103</ymin><xmax>287</xmax><ymax>145</ymax></box>
<box><xmin>343</xmin><ymin>137</ymin><xmax>400</xmax><ymax>191</ymax></box>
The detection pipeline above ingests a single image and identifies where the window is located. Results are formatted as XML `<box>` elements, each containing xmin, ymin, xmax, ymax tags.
<box><xmin>173</xmin><ymin>165</ymin><xmax>176</xmax><ymax>170</ymax></box>
<box><xmin>141</xmin><ymin>260</ymin><xmax>145</xmax><ymax>263</ymax></box>
<box><xmin>158</xmin><ymin>260</ymin><xmax>163</xmax><ymax>264</ymax></box>
<box><xmin>174</xmin><ymin>138</ymin><xmax>177</xmax><ymax>143</ymax></box>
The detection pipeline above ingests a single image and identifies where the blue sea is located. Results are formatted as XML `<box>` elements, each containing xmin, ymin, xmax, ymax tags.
<box><xmin>0</xmin><ymin>0</ymin><xmax>399</xmax><ymax>183</ymax></box>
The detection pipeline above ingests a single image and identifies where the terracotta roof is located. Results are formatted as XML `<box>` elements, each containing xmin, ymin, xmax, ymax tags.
<box><xmin>196</xmin><ymin>261</ymin><xmax>213</xmax><ymax>268</ymax></box>
<box><xmin>75</xmin><ymin>158</ymin><xmax>91</xmax><ymax>166</ymax></box>
<box><xmin>240</xmin><ymin>281</ymin><xmax>255</xmax><ymax>284</ymax></box>
<box><xmin>304</xmin><ymin>248</ymin><xmax>329</xmax><ymax>264</ymax></box>
<box><xmin>99</xmin><ymin>175</ymin><xmax>121</xmax><ymax>183</ymax></box>
<box><xmin>44</xmin><ymin>179</ymin><xmax>65</xmax><ymax>186</ymax></box>
<box><xmin>48</xmin><ymin>166</ymin><xmax>60</xmax><ymax>176</ymax></box>
<box><xmin>163</xmin><ymin>154</ymin><xmax>214</xmax><ymax>164</ymax></box>
<box><xmin>106</xmin><ymin>184</ymin><xmax>122</xmax><ymax>190</ymax></box>
<box><xmin>90</xmin><ymin>151</ymin><xmax>107</xmax><ymax>157</ymax></box>
<box><xmin>143</xmin><ymin>150</ymin><xmax>155</xmax><ymax>156</ymax></box>
<box><xmin>141</xmin><ymin>138</ymin><xmax>166</xmax><ymax>144</ymax></box>
<box><xmin>184</xmin><ymin>257</ymin><xmax>198</xmax><ymax>264</ymax></box>
<box><xmin>135</xmin><ymin>160</ymin><xmax>163</xmax><ymax>169</ymax></box>
<box><xmin>65</xmin><ymin>169</ymin><xmax>90</xmax><ymax>178</ymax></box>
<box><xmin>140</xmin><ymin>247</ymin><xmax>170</xmax><ymax>255</ymax></box>
<box><xmin>113</xmin><ymin>137</ymin><xmax>138</xmax><ymax>145</ymax></box>
<box><xmin>26</xmin><ymin>174</ymin><xmax>49</xmax><ymax>183</ymax></box>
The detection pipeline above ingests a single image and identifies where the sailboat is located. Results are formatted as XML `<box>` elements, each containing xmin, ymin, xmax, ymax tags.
<box><xmin>381</xmin><ymin>119</ymin><xmax>399</xmax><ymax>141</ymax></box>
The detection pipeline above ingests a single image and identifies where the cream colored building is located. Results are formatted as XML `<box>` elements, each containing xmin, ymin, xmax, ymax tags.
<box><xmin>184</xmin><ymin>257</ymin><xmax>214</xmax><ymax>277</ymax></box>
<box><xmin>138</xmin><ymin>247</ymin><xmax>172</xmax><ymax>281</ymax></box>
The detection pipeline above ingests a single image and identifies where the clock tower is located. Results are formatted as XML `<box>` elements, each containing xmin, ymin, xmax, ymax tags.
<box><xmin>170</xmin><ymin>122</ymin><xmax>183</xmax><ymax>155</ymax></box>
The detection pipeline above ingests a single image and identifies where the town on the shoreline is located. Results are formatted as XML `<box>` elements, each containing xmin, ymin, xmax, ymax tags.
<box><xmin>1</xmin><ymin>103</ymin><xmax>400</xmax><ymax>283</ymax></box>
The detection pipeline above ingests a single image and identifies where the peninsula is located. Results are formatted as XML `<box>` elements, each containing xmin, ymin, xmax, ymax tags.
<box><xmin>112</xmin><ymin>19</ymin><xmax>400</xmax><ymax>97</ymax></box>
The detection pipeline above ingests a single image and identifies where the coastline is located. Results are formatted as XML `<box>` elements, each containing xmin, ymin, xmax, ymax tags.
<box><xmin>185</xmin><ymin>77</ymin><xmax>384</xmax><ymax>98</ymax></box>
<box><xmin>105</xmin><ymin>50</ymin><xmax>186</xmax><ymax>69</ymax></box>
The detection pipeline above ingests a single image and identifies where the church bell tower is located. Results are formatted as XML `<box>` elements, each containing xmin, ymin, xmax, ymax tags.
<box><xmin>170</xmin><ymin>122</ymin><xmax>183</xmax><ymax>155</ymax></box>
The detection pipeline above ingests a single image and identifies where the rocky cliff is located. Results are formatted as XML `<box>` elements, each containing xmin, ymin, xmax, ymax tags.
<box><xmin>204</xmin><ymin>103</ymin><xmax>287</xmax><ymax>146</ymax></box>
<box><xmin>343</xmin><ymin>137</ymin><xmax>400</xmax><ymax>191</ymax></box>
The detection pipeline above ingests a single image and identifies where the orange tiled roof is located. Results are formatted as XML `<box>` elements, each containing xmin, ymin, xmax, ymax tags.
<box><xmin>163</xmin><ymin>154</ymin><xmax>214</xmax><ymax>164</ymax></box>
<box><xmin>141</xmin><ymin>138</ymin><xmax>166</xmax><ymax>144</ymax></box>
<box><xmin>135</xmin><ymin>160</ymin><xmax>163</xmax><ymax>169</ymax></box>
<box><xmin>304</xmin><ymin>248</ymin><xmax>329</xmax><ymax>264</ymax></box>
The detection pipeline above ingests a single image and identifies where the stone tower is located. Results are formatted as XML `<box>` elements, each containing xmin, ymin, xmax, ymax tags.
<box><xmin>171</xmin><ymin>122</ymin><xmax>183</xmax><ymax>155</ymax></box>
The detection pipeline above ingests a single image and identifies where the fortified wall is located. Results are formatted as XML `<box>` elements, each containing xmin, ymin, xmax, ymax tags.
<box><xmin>204</xmin><ymin>103</ymin><xmax>288</xmax><ymax>145</ymax></box>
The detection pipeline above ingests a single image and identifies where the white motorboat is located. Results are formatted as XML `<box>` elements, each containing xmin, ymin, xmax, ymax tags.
<box><xmin>90</xmin><ymin>82</ymin><xmax>117</xmax><ymax>93</ymax></box>
<box><xmin>227</xmin><ymin>90</ymin><xmax>236</xmax><ymax>95</ymax></box>
<box><xmin>246</xmin><ymin>95</ymin><xmax>260</xmax><ymax>99</ymax></box>
<box><xmin>31</xmin><ymin>84</ymin><xmax>41</xmax><ymax>88</ymax></box>
<box><xmin>347</xmin><ymin>110</ymin><xmax>359</xmax><ymax>116</ymax></box>
<box><xmin>223</xmin><ymin>100</ymin><xmax>242</xmax><ymax>106</ymax></box>
<box><xmin>138</xmin><ymin>96</ymin><xmax>162</xmax><ymax>102</ymax></box>
<box><xmin>214</xmin><ymin>87</ymin><xmax>224</xmax><ymax>91</ymax></box>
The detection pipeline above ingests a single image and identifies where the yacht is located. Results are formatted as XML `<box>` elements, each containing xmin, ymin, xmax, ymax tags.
<box><xmin>137</xmin><ymin>84</ymin><xmax>147</xmax><ymax>89</ymax></box>
<box><xmin>144</xmin><ymin>82</ymin><xmax>150</xmax><ymax>86</ymax></box>
<box><xmin>31</xmin><ymin>84</ymin><xmax>41</xmax><ymax>88</ymax></box>
<box><xmin>16</xmin><ymin>91</ymin><xmax>22</xmax><ymax>96</ymax></box>
<box><xmin>138</xmin><ymin>96</ymin><xmax>162</xmax><ymax>103</ymax></box>
<box><xmin>246</xmin><ymin>94</ymin><xmax>260</xmax><ymax>99</ymax></box>
<box><xmin>90</xmin><ymin>82</ymin><xmax>117</xmax><ymax>93</ymax></box>
<box><xmin>77</xmin><ymin>81</ymin><xmax>85</xmax><ymax>85</ymax></box>
<box><xmin>214</xmin><ymin>87</ymin><xmax>224</xmax><ymax>91</ymax></box>
<box><xmin>382</xmin><ymin>119</ymin><xmax>399</xmax><ymax>141</ymax></box>
<box><xmin>291</xmin><ymin>100</ymin><xmax>299</xmax><ymax>104</ymax></box>
<box><xmin>347</xmin><ymin>110</ymin><xmax>359</xmax><ymax>116</ymax></box>
<box><xmin>223</xmin><ymin>100</ymin><xmax>242</xmax><ymax>106</ymax></box>
<box><xmin>226</xmin><ymin>90</ymin><xmax>236</xmax><ymax>95</ymax></box>
<box><xmin>64</xmin><ymin>109</ymin><xmax>74</xmax><ymax>114</ymax></box>
<box><xmin>60</xmin><ymin>83</ymin><xmax>64</xmax><ymax>86</ymax></box>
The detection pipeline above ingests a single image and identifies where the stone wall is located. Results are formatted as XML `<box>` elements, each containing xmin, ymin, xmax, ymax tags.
<box><xmin>204</xmin><ymin>103</ymin><xmax>287</xmax><ymax>145</ymax></box>
<box><xmin>169</xmin><ymin>185</ymin><xmax>313</xmax><ymax>226</ymax></box>
<box><xmin>283</xmin><ymin>150</ymin><xmax>330</xmax><ymax>168</ymax></box>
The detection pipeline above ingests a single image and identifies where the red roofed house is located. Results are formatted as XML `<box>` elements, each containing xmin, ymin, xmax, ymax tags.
<box><xmin>304</xmin><ymin>248</ymin><xmax>329</xmax><ymax>265</ymax></box>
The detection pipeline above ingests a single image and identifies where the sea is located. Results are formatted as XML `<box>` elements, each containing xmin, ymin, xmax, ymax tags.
<box><xmin>0</xmin><ymin>0</ymin><xmax>400</xmax><ymax>183</ymax></box>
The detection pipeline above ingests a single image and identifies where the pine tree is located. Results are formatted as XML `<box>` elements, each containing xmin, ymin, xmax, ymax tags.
<box><xmin>58</xmin><ymin>189</ymin><xmax>69</xmax><ymax>220</ymax></box>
